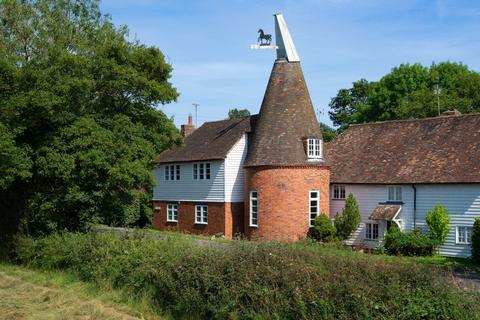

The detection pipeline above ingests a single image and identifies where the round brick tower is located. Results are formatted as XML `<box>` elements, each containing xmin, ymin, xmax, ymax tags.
<box><xmin>243</xmin><ymin>14</ymin><xmax>330</xmax><ymax>240</ymax></box>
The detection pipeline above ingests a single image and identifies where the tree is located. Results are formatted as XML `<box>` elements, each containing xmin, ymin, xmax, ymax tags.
<box><xmin>311</xmin><ymin>214</ymin><xmax>337</xmax><ymax>242</ymax></box>
<box><xmin>472</xmin><ymin>218</ymin><xmax>480</xmax><ymax>263</ymax></box>
<box><xmin>329</xmin><ymin>62</ymin><xmax>480</xmax><ymax>128</ymax></box>
<box><xmin>319</xmin><ymin>122</ymin><xmax>337</xmax><ymax>142</ymax></box>
<box><xmin>0</xmin><ymin>0</ymin><xmax>181</xmax><ymax>236</ymax></box>
<box><xmin>228</xmin><ymin>108</ymin><xmax>251</xmax><ymax>119</ymax></box>
<box><xmin>334</xmin><ymin>193</ymin><xmax>361</xmax><ymax>240</ymax></box>
<box><xmin>426</xmin><ymin>204</ymin><xmax>450</xmax><ymax>247</ymax></box>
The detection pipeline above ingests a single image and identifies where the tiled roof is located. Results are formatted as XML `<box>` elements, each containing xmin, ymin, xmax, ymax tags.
<box><xmin>325</xmin><ymin>113</ymin><xmax>480</xmax><ymax>184</ymax></box>
<box><xmin>154</xmin><ymin>116</ymin><xmax>255</xmax><ymax>164</ymax></box>
<box><xmin>369</xmin><ymin>205</ymin><xmax>402</xmax><ymax>220</ymax></box>
<box><xmin>244</xmin><ymin>60</ymin><xmax>326</xmax><ymax>167</ymax></box>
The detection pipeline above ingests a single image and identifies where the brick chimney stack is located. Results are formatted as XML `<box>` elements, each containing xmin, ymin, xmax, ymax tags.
<box><xmin>181</xmin><ymin>114</ymin><xmax>195</xmax><ymax>138</ymax></box>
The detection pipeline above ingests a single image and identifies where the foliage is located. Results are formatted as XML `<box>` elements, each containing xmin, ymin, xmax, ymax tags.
<box><xmin>228</xmin><ymin>108</ymin><xmax>251</xmax><ymax>119</ymax></box>
<box><xmin>334</xmin><ymin>193</ymin><xmax>361</xmax><ymax>240</ymax></box>
<box><xmin>384</xmin><ymin>226</ymin><xmax>435</xmax><ymax>256</ymax></box>
<box><xmin>13</xmin><ymin>232</ymin><xmax>480</xmax><ymax>319</ymax></box>
<box><xmin>426</xmin><ymin>204</ymin><xmax>451</xmax><ymax>247</ymax></box>
<box><xmin>329</xmin><ymin>62</ymin><xmax>480</xmax><ymax>128</ymax></box>
<box><xmin>472</xmin><ymin>217</ymin><xmax>480</xmax><ymax>263</ymax></box>
<box><xmin>0</xmin><ymin>0</ymin><xmax>181</xmax><ymax>236</ymax></box>
<box><xmin>311</xmin><ymin>214</ymin><xmax>337</xmax><ymax>242</ymax></box>
<box><xmin>319</xmin><ymin>122</ymin><xmax>337</xmax><ymax>142</ymax></box>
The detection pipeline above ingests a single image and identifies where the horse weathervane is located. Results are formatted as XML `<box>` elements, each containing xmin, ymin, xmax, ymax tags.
<box><xmin>250</xmin><ymin>27</ymin><xmax>278</xmax><ymax>50</ymax></box>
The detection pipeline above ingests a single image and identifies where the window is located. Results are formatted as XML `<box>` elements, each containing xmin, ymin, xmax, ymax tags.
<box><xmin>387</xmin><ymin>186</ymin><xmax>402</xmax><ymax>202</ymax></box>
<box><xmin>195</xmin><ymin>205</ymin><xmax>208</xmax><ymax>224</ymax></box>
<box><xmin>193</xmin><ymin>162</ymin><xmax>211</xmax><ymax>180</ymax></box>
<box><xmin>457</xmin><ymin>226</ymin><xmax>472</xmax><ymax>244</ymax></box>
<box><xmin>309</xmin><ymin>191</ymin><xmax>319</xmax><ymax>227</ymax></box>
<box><xmin>332</xmin><ymin>185</ymin><xmax>346</xmax><ymax>199</ymax></box>
<box><xmin>167</xmin><ymin>204</ymin><xmax>178</xmax><ymax>222</ymax></box>
<box><xmin>307</xmin><ymin>138</ymin><xmax>322</xmax><ymax>159</ymax></box>
<box><xmin>250</xmin><ymin>191</ymin><xmax>258</xmax><ymax>227</ymax></box>
<box><xmin>165</xmin><ymin>165</ymin><xmax>180</xmax><ymax>181</ymax></box>
<box><xmin>365</xmin><ymin>223</ymin><xmax>379</xmax><ymax>240</ymax></box>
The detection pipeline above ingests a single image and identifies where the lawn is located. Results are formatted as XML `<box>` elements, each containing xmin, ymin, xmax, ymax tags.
<box><xmin>0</xmin><ymin>263</ymin><xmax>161</xmax><ymax>320</ymax></box>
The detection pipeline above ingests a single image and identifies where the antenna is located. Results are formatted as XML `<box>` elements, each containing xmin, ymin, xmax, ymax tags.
<box><xmin>192</xmin><ymin>103</ymin><xmax>199</xmax><ymax>127</ymax></box>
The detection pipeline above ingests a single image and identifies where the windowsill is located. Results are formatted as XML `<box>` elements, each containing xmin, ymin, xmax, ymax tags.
<box><xmin>195</xmin><ymin>222</ymin><xmax>208</xmax><ymax>225</ymax></box>
<box><xmin>166</xmin><ymin>220</ymin><xmax>178</xmax><ymax>223</ymax></box>
<box><xmin>456</xmin><ymin>242</ymin><xmax>471</xmax><ymax>245</ymax></box>
<box><xmin>331</xmin><ymin>198</ymin><xmax>346</xmax><ymax>201</ymax></box>
<box><xmin>364</xmin><ymin>238</ymin><xmax>379</xmax><ymax>241</ymax></box>
<box><xmin>249</xmin><ymin>224</ymin><xmax>258</xmax><ymax>228</ymax></box>
<box><xmin>381</xmin><ymin>201</ymin><xmax>404</xmax><ymax>205</ymax></box>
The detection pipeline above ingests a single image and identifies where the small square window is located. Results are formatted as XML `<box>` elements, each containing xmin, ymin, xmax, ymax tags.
<box><xmin>457</xmin><ymin>226</ymin><xmax>472</xmax><ymax>244</ymax></box>
<box><xmin>387</xmin><ymin>186</ymin><xmax>402</xmax><ymax>202</ymax></box>
<box><xmin>193</xmin><ymin>162</ymin><xmax>211</xmax><ymax>180</ymax></box>
<box><xmin>307</xmin><ymin>138</ymin><xmax>322</xmax><ymax>159</ymax></box>
<box><xmin>332</xmin><ymin>185</ymin><xmax>346</xmax><ymax>199</ymax></box>
<box><xmin>195</xmin><ymin>205</ymin><xmax>208</xmax><ymax>224</ymax></box>
<box><xmin>167</xmin><ymin>204</ymin><xmax>178</xmax><ymax>222</ymax></box>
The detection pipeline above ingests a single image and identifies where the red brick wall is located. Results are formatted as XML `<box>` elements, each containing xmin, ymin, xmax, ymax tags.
<box><xmin>152</xmin><ymin>201</ymin><xmax>244</xmax><ymax>239</ymax></box>
<box><xmin>244</xmin><ymin>165</ymin><xmax>330</xmax><ymax>241</ymax></box>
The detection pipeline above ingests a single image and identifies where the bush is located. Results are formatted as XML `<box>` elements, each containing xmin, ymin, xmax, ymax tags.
<box><xmin>334</xmin><ymin>193</ymin><xmax>361</xmax><ymax>240</ymax></box>
<box><xmin>426</xmin><ymin>204</ymin><xmax>450</xmax><ymax>247</ymax></box>
<box><xmin>13</xmin><ymin>232</ymin><xmax>480</xmax><ymax>319</ymax></box>
<box><xmin>311</xmin><ymin>214</ymin><xmax>336</xmax><ymax>242</ymax></box>
<box><xmin>472</xmin><ymin>217</ymin><xmax>480</xmax><ymax>263</ymax></box>
<box><xmin>384</xmin><ymin>227</ymin><xmax>435</xmax><ymax>256</ymax></box>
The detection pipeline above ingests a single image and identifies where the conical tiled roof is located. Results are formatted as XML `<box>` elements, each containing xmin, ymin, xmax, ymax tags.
<box><xmin>244</xmin><ymin>59</ymin><xmax>324</xmax><ymax>167</ymax></box>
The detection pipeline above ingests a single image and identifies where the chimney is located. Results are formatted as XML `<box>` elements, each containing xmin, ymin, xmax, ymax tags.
<box><xmin>440</xmin><ymin>109</ymin><xmax>462</xmax><ymax>117</ymax></box>
<box><xmin>181</xmin><ymin>114</ymin><xmax>195</xmax><ymax>138</ymax></box>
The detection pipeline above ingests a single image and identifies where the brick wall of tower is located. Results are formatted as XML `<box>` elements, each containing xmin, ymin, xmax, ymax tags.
<box><xmin>244</xmin><ymin>165</ymin><xmax>330</xmax><ymax>241</ymax></box>
<box><xmin>152</xmin><ymin>201</ymin><xmax>244</xmax><ymax>238</ymax></box>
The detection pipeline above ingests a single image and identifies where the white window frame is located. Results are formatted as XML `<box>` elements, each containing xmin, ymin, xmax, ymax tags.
<box><xmin>167</xmin><ymin>204</ymin><xmax>178</xmax><ymax>222</ymax></box>
<box><xmin>387</xmin><ymin>186</ymin><xmax>402</xmax><ymax>202</ymax></box>
<box><xmin>309</xmin><ymin>190</ymin><xmax>319</xmax><ymax>227</ymax></box>
<box><xmin>249</xmin><ymin>191</ymin><xmax>258</xmax><ymax>227</ymax></box>
<box><xmin>456</xmin><ymin>226</ymin><xmax>472</xmax><ymax>244</ymax></box>
<box><xmin>193</xmin><ymin>162</ymin><xmax>211</xmax><ymax>180</ymax></box>
<box><xmin>307</xmin><ymin>138</ymin><xmax>322</xmax><ymax>159</ymax></box>
<box><xmin>365</xmin><ymin>223</ymin><xmax>379</xmax><ymax>240</ymax></box>
<box><xmin>195</xmin><ymin>205</ymin><xmax>208</xmax><ymax>224</ymax></box>
<box><xmin>165</xmin><ymin>164</ymin><xmax>180</xmax><ymax>181</ymax></box>
<box><xmin>332</xmin><ymin>185</ymin><xmax>346</xmax><ymax>200</ymax></box>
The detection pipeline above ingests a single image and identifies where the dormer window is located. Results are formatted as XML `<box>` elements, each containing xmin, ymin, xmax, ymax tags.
<box><xmin>307</xmin><ymin>138</ymin><xmax>322</xmax><ymax>159</ymax></box>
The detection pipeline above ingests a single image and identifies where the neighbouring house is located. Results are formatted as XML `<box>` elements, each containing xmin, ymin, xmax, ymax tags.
<box><xmin>325</xmin><ymin>111</ymin><xmax>480</xmax><ymax>257</ymax></box>
<box><xmin>152</xmin><ymin>13</ymin><xmax>480</xmax><ymax>257</ymax></box>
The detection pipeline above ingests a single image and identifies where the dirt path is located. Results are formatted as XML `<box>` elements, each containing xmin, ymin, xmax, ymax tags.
<box><xmin>0</xmin><ymin>271</ymin><xmax>142</xmax><ymax>320</ymax></box>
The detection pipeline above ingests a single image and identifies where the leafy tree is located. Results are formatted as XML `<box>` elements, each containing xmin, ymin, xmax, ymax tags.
<box><xmin>426</xmin><ymin>204</ymin><xmax>450</xmax><ymax>247</ymax></box>
<box><xmin>329</xmin><ymin>62</ymin><xmax>480</xmax><ymax>128</ymax></box>
<box><xmin>334</xmin><ymin>193</ymin><xmax>361</xmax><ymax>240</ymax></box>
<box><xmin>0</xmin><ymin>0</ymin><xmax>181</xmax><ymax>236</ymax></box>
<box><xmin>319</xmin><ymin>122</ymin><xmax>337</xmax><ymax>142</ymax></box>
<box><xmin>311</xmin><ymin>213</ymin><xmax>336</xmax><ymax>242</ymax></box>
<box><xmin>472</xmin><ymin>217</ymin><xmax>480</xmax><ymax>262</ymax></box>
<box><xmin>228</xmin><ymin>108</ymin><xmax>251</xmax><ymax>119</ymax></box>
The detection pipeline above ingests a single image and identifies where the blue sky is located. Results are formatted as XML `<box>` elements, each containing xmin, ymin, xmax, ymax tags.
<box><xmin>101</xmin><ymin>0</ymin><xmax>480</xmax><ymax>127</ymax></box>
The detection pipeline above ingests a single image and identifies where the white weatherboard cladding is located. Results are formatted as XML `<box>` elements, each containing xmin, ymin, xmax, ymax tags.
<box><xmin>224</xmin><ymin>134</ymin><xmax>248</xmax><ymax>202</ymax></box>
<box><xmin>330</xmin><ymin>184</ymin><xmax>480</xmax><ymax>257</ymax></box>
<box><xmin>330</xmin><ymin>185</ymin><xmax>414</xmax><ymax>248</ymax></box>
<box><xmin>153</xmin><ymin>161</ymin><xmax>225</xmax><ymax>202</ymax></box>
<box><xmin>413</xmin><ymin>184</ymin><xmax>480</xmax><ymax>258</ymax></box>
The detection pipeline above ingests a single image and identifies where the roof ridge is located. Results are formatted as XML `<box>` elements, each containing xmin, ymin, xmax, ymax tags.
<box><xmin>202</xmin><ymin>115</ymin><xmax>253</xmax><ymax>125</ymax></box>
<box><xmin>349</xmin><ymin>112</ymin><xmax>480</xmax><ymax>128</ymax></box>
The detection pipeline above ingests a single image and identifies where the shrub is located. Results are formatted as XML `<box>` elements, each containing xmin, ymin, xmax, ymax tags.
<box><xmin>426</xmin><ymin>204</ymin><xmax>450</xmax><ymax>247</ymax></box>
<box><xmin>13</xmin><ymin>232</ymin><xmax>480</xmax><ymax>319</ymax></box>
<box><xmin>311</xmin><ymin>214</ymin><xmax>336</xmax><ymax>242</ymax></box>
<box><xmin>472</xmin><ymin>217</ymin><xmax>480</xmax><ymax>263</ymax></box>
<box><xmin>384</xmin><ymin>228</ymin><xmax>435</xmax><ymax>256</ymax></box>
<box><xmin>334</xmin><ymin>193</ymin><xmax>361</xmax><ymax>240</ymax></box>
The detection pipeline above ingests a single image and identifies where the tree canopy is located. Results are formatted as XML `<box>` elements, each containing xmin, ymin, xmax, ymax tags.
<box><xmin>329</xmin><ymin>62</ymin><xmax>480</xmax><ymax>128</ymax></box>
<box><xmin>0</xmin><ymin>0</ymin><xmax>181</xmax><ymax>236</ymax></box>
<box><xmin>228</xmin><ymin>108</ymin><xmax>251</xmax><ymax>119</ymax></box>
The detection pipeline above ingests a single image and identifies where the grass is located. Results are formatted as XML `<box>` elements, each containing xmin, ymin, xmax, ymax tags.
<box><xmin>11</xmin><ymin>232</ymin><xmax>480</xmax><ymax>319</ymax></box>
<box><xmin>0</xmin><ymin>262</ymin><xmax>162</xmax><ymax>319</ymax></box>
